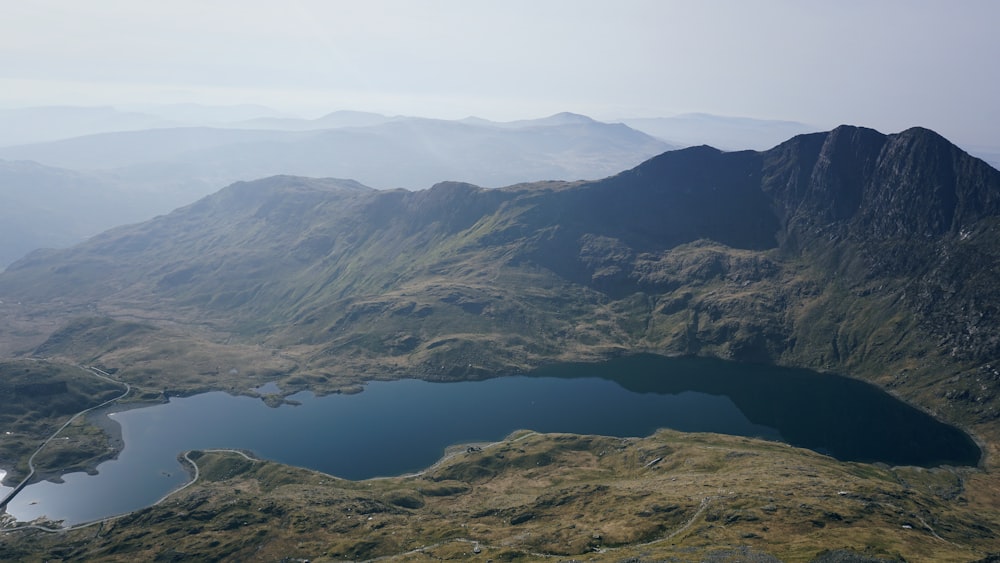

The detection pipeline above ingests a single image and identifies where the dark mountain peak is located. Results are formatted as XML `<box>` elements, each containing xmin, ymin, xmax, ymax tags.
<box><xmin>620</xmin><ymin>144</ymin><xmax>740</xmax><ymax>183</ymax></box>
<box><xmin>820</xmin><ymin>125</ymin><xmax>889</xmax><ymax>162</ymax></box>
<box><xmin>667</xmin><ymin>144</ymin><xmax>723</xmax><ymax>156</ymax></box>
<box><xmin>559</xmin><ymin>143</ymin><xmax>776</xmax><ymax>254</ymax></box>
<box><xmin>827</xmin><ymin>123</ymin><xmax>885</xmax><ymax>136</ymax></box>
<box><xmin>892</xmin><ymin>125</ymin><xmax>950</xmax><ymax>143</ymax></box>
<box><xmin>804</xmin><ymin>125</ymin><xmax>887</xmax><ymax>222</ymax></box>
<box><xmin>888</xmin><ymin>126</ymin><xmax>1000</xmax><ymax>171</ymax></box>
<box><xmin>759</xmin><ymin>124</ymin><xmax>1000</xmax><ymax>240</ymax></box>
<box><xmin>765</xmin><ymin>125</ymin><xmax>885</xmax><ymax>169</ymax></box>
<box><xmin>859</xmin><ymin>126</ymin><xmax>1000</xmax><ymax>237</ymax></box>
<box><xmin>771</xmin><ymin>124</ymin><xmax>883</xmax><ymax>148</ymax></box>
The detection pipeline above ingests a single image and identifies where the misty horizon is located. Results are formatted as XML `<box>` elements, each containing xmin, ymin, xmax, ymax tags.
<box><xmin>2</xmin><ymin>1</ymin><xmax>998</xmax><ymax>147</ymax></box>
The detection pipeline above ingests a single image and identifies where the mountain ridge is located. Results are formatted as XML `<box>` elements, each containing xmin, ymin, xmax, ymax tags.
<box><xmin>0</xmin><ymin>113</ymin><xmax>674</xmax><ymax>269</ymax></box>
<box><xmin>2</xmin><ymin>126</ymin><xmax>998</xmax><ymax>435</ymax></box>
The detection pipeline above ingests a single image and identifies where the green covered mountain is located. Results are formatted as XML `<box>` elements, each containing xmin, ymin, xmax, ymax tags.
<box><xmin>1</xmin><ymin>125</ymin><xmax>998</xmax><ymax>434</ymax></box>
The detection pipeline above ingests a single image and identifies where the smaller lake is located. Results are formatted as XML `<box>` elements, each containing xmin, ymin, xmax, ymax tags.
<box><xmin>3</xmin><ymin>355</ymin><xmax>980</xmax><ymax>526</ymax></box>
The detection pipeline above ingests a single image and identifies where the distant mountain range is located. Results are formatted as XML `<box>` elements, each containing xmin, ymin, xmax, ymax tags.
<box><xmin>2</xmin><ymin>125</ymin><xmax>997</xmax><ymax>449</ymax></box>
<box><xmin>0</xmin><ymin>106</ymin><xmax>813</xmax><ymax>149</ymax></box>
<box><xmin>0</xmin><ymin>110</ymin><xmax>672</xmax><ymax>269</ymax></box>
<box><xmin>0</xmin><ymin>113</ymin><xmax>671</xmax><ymax>188</ymax></box>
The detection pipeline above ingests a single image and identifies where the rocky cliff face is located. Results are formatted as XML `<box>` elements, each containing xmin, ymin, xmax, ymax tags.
<box><xmin>760</xmin><ymin>126</ymin><xmax>1000</xmax><ymax>240</ymax></box>
<box><xmin>757</xmin><ymin>127</ymin><xmax>1000</xmax><ymax>368</ymax></box>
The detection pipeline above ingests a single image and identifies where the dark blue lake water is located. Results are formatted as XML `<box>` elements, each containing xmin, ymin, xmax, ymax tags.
<box><xmin>3</xmin><ymin>355</ymin><xmax>980</xmax><ymax>526</ymax></box>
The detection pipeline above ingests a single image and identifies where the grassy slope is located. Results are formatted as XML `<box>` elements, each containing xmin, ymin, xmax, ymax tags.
<box><xmin>5</xmin><ymin>433</ymin><xmax>997</xmax><ymax>562</ymax></box>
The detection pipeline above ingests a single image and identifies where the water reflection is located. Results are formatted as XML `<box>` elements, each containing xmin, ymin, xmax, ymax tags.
<box><xmin>529</xmin><ymin>354</ymin><xmax>981</xmax><ymax>467</ymax></box>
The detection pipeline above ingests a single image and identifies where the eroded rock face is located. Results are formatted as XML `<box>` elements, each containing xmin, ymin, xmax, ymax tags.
<box><xmin>761</xmin><ymin>126</ymin><xmax>1000</xmax><ymax>240</ymax></box>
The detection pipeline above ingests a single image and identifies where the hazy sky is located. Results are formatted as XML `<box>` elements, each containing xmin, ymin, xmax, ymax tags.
<box><xmin>2</xmin><ymin>0</ymin><xmax>998</xmax><ymax>145</ymax></box>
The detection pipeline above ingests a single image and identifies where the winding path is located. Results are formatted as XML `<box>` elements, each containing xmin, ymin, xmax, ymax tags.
<box><xmin>172</xmin><ymin>449</ymin><xmax>258</xmax><ymax>499</ymax></box>
<box><xmin>0</xmin><ymin>366</ymin><xmax>130</xmax><ymax>514</ymax></box>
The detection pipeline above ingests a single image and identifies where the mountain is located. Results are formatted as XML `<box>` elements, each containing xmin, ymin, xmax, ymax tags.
<box><xmin>2</xmin><ymin>126</ymin><xmax>998</xmax><ymax>438</ymax></box>
<box><xmin>622</xmin><ymin>113</ymin><xmax>819</xmax><ymax>150</ymax></box>
<box><xmin>0</xmin><ymin>116</ymin><xmax>672</xmax><ymax>190</ymax></box>
<box><xmin>0</xmin><ymin>114</ymin><xmax>671</xmax><ymax>269</ymax></box>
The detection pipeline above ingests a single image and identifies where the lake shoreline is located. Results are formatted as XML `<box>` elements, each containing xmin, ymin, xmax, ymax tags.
<box><xmin>10</xmin><ymin>356</ymin><xmax>985</xmax><ymax>489</ymax></box>
<box><xmin>4</xmin><ymin>358</ymin><xmax>982</xmax><ymax>527</ymax></box>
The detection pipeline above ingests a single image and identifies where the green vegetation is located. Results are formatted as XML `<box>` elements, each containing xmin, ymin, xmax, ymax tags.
<box><xmin>5</xmin><ymin>432</ymin><xmax>997</xmax><ymax>561</ymax></box>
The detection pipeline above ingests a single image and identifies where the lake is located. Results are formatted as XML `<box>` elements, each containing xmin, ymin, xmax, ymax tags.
<box><xmin>3</xmin><ymin>354</ymin><xmax>980</xmax><ymax>526</ymax></box>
